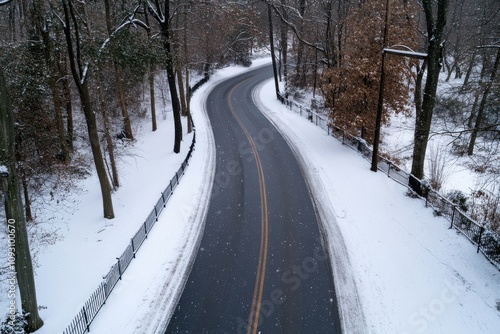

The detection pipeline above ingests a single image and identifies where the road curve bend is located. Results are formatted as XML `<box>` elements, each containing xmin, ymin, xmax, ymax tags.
<box><xmin>165</xmin><ymin>65</ymin><xmax>342</xmax><ymax>334</ymax></box>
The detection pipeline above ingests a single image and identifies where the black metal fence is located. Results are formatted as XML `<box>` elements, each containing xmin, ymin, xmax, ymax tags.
<box><xmin>62</xmin><ymin>131</ymin><xmax>196</xmax><ymax>334</ymax></box>
<box><xmin>277</xmin><ymin>93</ymin><xmax>500</xmax><ymax>271</ymax></box>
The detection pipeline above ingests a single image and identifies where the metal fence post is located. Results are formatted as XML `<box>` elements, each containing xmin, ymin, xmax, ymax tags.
<box><xmin>477</xmin><ymin>226</ymin><xmax>485</xmax><ymax>253</ymax></box>
<box><xmin>83</xmin><ymin>307</ymin><xmax>90</xmax><ymax>332</ymax></box>
<box><xmin>116</xmin><ymin>258</ymin><xmax>122</xmax><ymax>280</ymax></box>
<box><xmin>450</xmin><ymin>206</ymin><xmax>456</xmax><ymax>229</ymax></box>
<box><xmin>131</xmin><ymin>238</ymin><xmax>136</xmax><ymax>258</ymax></box>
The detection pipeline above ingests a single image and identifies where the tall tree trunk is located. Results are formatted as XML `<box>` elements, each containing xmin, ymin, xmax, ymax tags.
<box><xmin>115</xmin><ymin>65</ymin><xmax>133</xmax><ymax>140</ymax></box>
<box><xmin>143</xmin><ymin>4</ymin><xmax>157</xmax><ymax>132</ymax></box>
<box><xmin>182</xmin><ymin>5</ymin><xmax>193</xmax><ymax>134</ymax></box>
<box><xmin>0</xmin><ymin>66</ymin><xmax>44</xmax><ymax>333</ymax></box>
<box><xmin>467</xmin><ymin>53</ymin><xmax>488</xmax><ymax>128</ymax></box>
<box><xmin>177</xmin><ymin>68</ymin><xmax>188</xmax><ymax>117</ymax></box>
<box><xmin>414</xmin><ymin>61</ymin><xmax>427</xmax><ymax>125</ymax></box>
<box><xmin>468</xmin><ymin>48</ymin><xmax>500</xmax><ymax>155</ymax></box>
<box><xmin>185</xmin><ymin>66</ymin><xmax>193</xmax><ymax>133</ymax></box>
<box><xmin>22</xmin><ymin>176</ymin><xmax>32</xmax><ymax>222</ymax></box>
<box><xmin>149</xmin><ymin>62</ymin><xmax>157</xmax><ymax>131</ymax></box>
<box><xmin>462</xmin><ymin>51</ymin><xmax>476</xmax><ymax>91</ymax></box>
<box><xmin>295</xmin><ymin>0</ymin><xmax>306</xmax><ymax>87</ymax></box>
<box><xmin>150</xmin><ymin>0</ymin><xmax>182</xmax><ymax>153</ymax></box>
<box><xmin>280</xmin><ymin>11</ymin><xmax>288</xmax><ymax>97</ymax></box>
<box><xmin>38</xmin><ymin>7</ymin><xmax>70</xmax><ymax>162</ymax></box>
<box><xmin>49</xmin><ymin>73</ymin><xmax>70</xmax><ymax>162</ymax></box>
<box><xmin>80</xmin><ymin>82</ymin><xmax>115</xmax><ymax>218</ymax></box>
<box><xmin>409</xmin><ymin>0</ymin><xmax>449</xmax><ymax>194</ymax></box>
<box><xmin>97</xmin><ymin>76</ymin><xmax>120</xmax><ymax>188</ymax></box>
<box><xmin>104</xmin><ymin>0</ymin><xmax>133</xmax><ymax>140</ymax></box>
<box><xmin>61</xmin><ymin>57</ymin><xmax>74</xmax><ymax>151</ymax></box>
<box><xmin>62</xmin><ymin>0</ymin><xmax>115</xmax><ymax>219</ymax></box>
<box><xmin>268</xmin><ymin>4</ymin><xmax>280</xmax><ymax>99</ymax></box>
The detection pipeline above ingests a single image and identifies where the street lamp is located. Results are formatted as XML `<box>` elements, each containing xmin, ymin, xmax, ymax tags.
<box><xmin>370</xmin><ymin>0</ymin><xmax>427</xmax><ymax>172</ymax></box>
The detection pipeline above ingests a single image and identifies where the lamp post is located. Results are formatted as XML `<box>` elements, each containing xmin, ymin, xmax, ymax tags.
<box><xmin>370</xmin><ymin>0</ymin><xmax>427</xmax><ymax>172</ymax></box>
<box><xmin>370</xmin><ymin>0</ymin><xmax>391</xmax><ymax>172</ymax></box>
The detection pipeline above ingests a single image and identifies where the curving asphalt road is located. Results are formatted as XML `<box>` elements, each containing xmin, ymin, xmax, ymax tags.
<box><xmin>166</xmin><ymin>65</ymin><xmax>341</xmax><ymax>334</ymax></box>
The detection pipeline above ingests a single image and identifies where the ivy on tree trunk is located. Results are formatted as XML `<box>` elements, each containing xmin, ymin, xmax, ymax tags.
<box><xmin>0</xmin><ymin>66</ymin><xmax>44</xmax><ymax>333</ymax></box>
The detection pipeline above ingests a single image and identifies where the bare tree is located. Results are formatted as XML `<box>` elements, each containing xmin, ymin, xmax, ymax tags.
<box><xmin>146</xmin><ymin>0</ymin><xmax>183</xmax><ymax>153</ymax></box>
<box><xmin>409</xmin><ymin>0</ymin><xmax>450</xmax><ymax>194</ymax></box>
<box><xmin>468</xmin><ymin>48</ymin><xmax>500</xmax><ymax>155</ymax></box>
<box><xmin>104</xmin><ymin>0</ymin><xmax>134</xmax><ymax>141</ymax></box>
<box><xmin>59</xmin><ymin>0</ymin><xmax>115</xmax><ymax>218</ymax></box>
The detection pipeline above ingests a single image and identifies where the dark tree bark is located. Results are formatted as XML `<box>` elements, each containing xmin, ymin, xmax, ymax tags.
<box><xmin>61</xmin><ymin>0</ymin><xmax>115</xmax><ymax>218</ymax></box>
<box><xmin>147</xmin><ymin>0</ymin><xmax>183</xmax><ymax>154</ymax></box>
<box><xmin>279</xmin><ymin>4</ymin><xmax>289</xmax><ymax>97</ymax></box>
<box><xmin>0</xmin><ymin>66</ymin><xmax>44</xmax><ymax>333</ymax></box>
<box><xmin>32</xmin><ymin>1</ymin><xmax>70</xmax><ymax>162</ymax></box>
<box><xmin>268</xmin><ymin>3</ymin><xmax>280</xmax><ymax>99</ymax></box>
<box><xmin>60</xmin><ymin>56</ymin><xmax>74</xmax><ymax>151</ymax></box>
<box><xmin>182</xmin><ymin>5</ymin><xmax>193</xmax><ymax>134</ymax></box>
<box><xmin>468</xmin><ymin>48</ymin><xmax>500</xmax><ymax>155</ymax></box>
<box><xmin>295</xmin><ymin>0</ymin><xmax>306</xmax><ymax>87</ymax></box>
<box><xmin>409</xmin><ymin>0</ymin><xmax>449</xmax><ymax>194</ymax></box>
<box><xmin>104</xmin><ymin>0</ymin><xmax>133</xmax><ymax>140</ymax></box>
<box><xmin>22</xmin><ymin>176</ymin><xmax>32</xmax><ymax>222</ymax></box>
<box><xmin>149</xmin><ymin>62</ymin><xmax>158</xmax><ymax>132</ymax></box>
<box><xmin>143</xmin><ymin>4</ymin><xmax>157</xmax><ymax>132</ymax></box>
<box><xmin>97</xmin><ymin>75</ymin><xmax>120</xmax><ymax>189</ymax></box>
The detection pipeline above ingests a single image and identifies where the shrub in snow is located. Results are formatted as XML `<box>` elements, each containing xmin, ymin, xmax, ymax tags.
<box><xmin>433</xmin><ymin>95</ymin><xmax>466</xmax><ymax>121</ymax></box>
<box><xmin>481</xmin><ymin>230</ymin><xmax>500</xmax><ymax>265</ymax></box>
<box><xmin>0</xmin><ymin>312</ymin><xmax>27</xmax><ymax>334</ymax></box>
<box><xmin>447</xmin><ymin>190</ymin><xmax>469</xmax><ymax>212</ymax></box>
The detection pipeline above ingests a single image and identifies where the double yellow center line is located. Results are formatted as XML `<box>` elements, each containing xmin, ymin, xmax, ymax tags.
<box><xmin>227</xmin><ymin>81</ymin><xmax>269</xmax><ymax>334</ymax></box>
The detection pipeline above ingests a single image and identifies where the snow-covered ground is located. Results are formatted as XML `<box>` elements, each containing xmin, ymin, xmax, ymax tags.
<box><xmin>257</xmin><ymin>78</ymin><xmax>500</xmax><ymax>333</ymax></box>
<box><xmin>2</xmin><ymin>57</ymin><xmax>499</xmax><ymax>334</ymax></box>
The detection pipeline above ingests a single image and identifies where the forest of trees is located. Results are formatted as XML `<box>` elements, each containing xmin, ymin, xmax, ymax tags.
<box><xmin>265</xmin><ymin>0</ymin><xmax>499</xmax><ymax>225</ymax></box>
<box><xmin>0</xmin><ymin>0</ymin><xmax>499</xmax><ymax>332</ymax></box>
<box><xmin>0</xmin><ymin>0</ymin><xmax>267</xmax><ymax>331</ymax></box>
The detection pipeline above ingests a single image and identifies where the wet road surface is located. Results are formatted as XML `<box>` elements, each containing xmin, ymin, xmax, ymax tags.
<box><xmin>166</xmin><ymin>65</ymin><xmax>341</xmax><ymax>334</ymax></box>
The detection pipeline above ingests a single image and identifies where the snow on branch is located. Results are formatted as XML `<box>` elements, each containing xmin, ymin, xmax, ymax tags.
<box><xmin>146</xmin><ymin>1</ymin><xmax>165</xmax><ymax>24</ymax></box>
<box><xmin>86</xmin><ymin>6</ymin><xmax>149</xmax><ymax>84</ymax></box>
<box><xmin>0</xmin><ymin>0</ymin><xmax>13</xmax><ymax>6</ymax></box>
<box><xmin>383</xmin><ymin>48</ymin><xmax>428</xmax><ymax>59</ymax></box>
<box><xmin>0</xmin><ymin>165</ymin><xmax>8</xmax><ymax>177</ymax></box>
<box><xmin>268</xmin><ymin>2</ymin><xmax>325</xmax><ymax>54</ymax></box>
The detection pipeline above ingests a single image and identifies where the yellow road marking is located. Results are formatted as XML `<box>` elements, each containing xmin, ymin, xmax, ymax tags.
<box><xmin>227</xmin><ymin>80</ymin><xmax>269</xmax><ymax>334</ymax></box>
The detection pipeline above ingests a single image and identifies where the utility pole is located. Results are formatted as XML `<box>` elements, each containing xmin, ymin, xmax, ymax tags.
<box><xmin>371</xmin><ymin>0</ymin><xmax>391</xmax><ymax>172</ymax></box>
<box><xmin>371</xmin><ymin>0</ymin><xmax>427</xmax><ymax>172</ymax></box>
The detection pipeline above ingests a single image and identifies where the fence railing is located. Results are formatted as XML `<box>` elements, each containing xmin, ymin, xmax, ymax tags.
<box><xmin>277</xmin><ymin>93</ymin><xmax>500</xmax><ymax>271</ymax></box>
<box><xmin>62</xmin><ymin>128</ymin><xmax>196</xmax><ymax>334</ymax></box>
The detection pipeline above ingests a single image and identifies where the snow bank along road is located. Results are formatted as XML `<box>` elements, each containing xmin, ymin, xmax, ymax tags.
<box><xmin>166</xmin><ymin>65</ymin><xmax>342</xmax><ymax>333</ymax></box>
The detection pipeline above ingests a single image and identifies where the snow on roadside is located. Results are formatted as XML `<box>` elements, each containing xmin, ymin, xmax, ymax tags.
<box><xmin>24</xmin><ymin>115</ymin><xmax>195</xmax><ymax>333</ymax></box>
<box><xmin>255</xmin><ymin>78</ymin><xmax>500</xmax><ymax>333</ymax></box>
<box><xmin>21</xmin><ymin>58</ymin><xmax>271</xmax><ymax>334</ymax></box>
